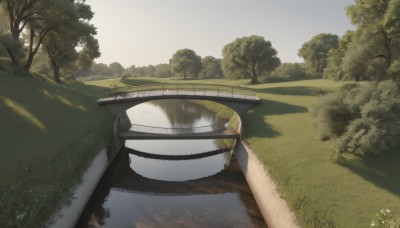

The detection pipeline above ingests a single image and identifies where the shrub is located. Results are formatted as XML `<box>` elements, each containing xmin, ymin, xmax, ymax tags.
<box><xmin>312</xmin><ymin>81</ymin><xmax>400</xmax><ymax>155</ymax></box>
<box><xmin>266</xmin><ymin>63</ymin><xmax>309</xmax><ymax>83</ymax></box>
<box><xmin>387</xmin><ymin>60</ymin><xmax>400</xmax><ymax>82</ymax></box>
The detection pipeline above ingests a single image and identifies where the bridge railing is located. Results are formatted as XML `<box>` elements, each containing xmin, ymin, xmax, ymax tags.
<box><xmin>106</xmin><ymin>83</ymin><xmax>257</xmax><ymax>100</ymax></box>
<box><xmin>129</xmin><ymin>123</ymin><xmax>227</xmax><ymax>135</ymax></box>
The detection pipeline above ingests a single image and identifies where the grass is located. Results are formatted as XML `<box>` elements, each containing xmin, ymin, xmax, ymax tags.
<box><xmin>0</xmin><ymin>72</ymin><xmax>114</xmax><ymax>227</ymax></box>
<box><xmin>91</xmin><ymin>77</ymin><xmax>400</xmax><ymax>227</ymax></box>
<box><xmin>2</xmin><ymin>74</ymin><xmax>399</xmax><ymax>227</ymax></box>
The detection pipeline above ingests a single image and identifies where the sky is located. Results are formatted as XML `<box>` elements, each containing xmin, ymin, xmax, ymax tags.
<box><xmin>86</xmin><ymin>0</ymin><xmax>355</xmax><ymax>68</ymax></box>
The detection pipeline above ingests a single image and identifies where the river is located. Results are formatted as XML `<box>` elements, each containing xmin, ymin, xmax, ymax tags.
<box><xmin>76</xmin><ymin>99</ymin><xmax>266</xmax><ymax>227</ymax></box>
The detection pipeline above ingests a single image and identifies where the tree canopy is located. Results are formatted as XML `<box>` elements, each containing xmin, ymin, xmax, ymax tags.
<box><xmin>341</xmin><ymin>0</ymin><xmax>400</xmax><ymax>81</ymax></box>
<box><xmin>169</xmin><ymin>48</ymin><xmax>202</xmax><ymax>79</ymax></box>
<box><xmin>298</xmin><ymin>33</ymin><xmax>339</xmax><ymax>76</ymax></box>
<box><xmin>0</xmin><ymin>0</ymin><xmax>99</xmax><ymax>80</ymax></box>
<box><xmin>199</xmin><ymin>56</ymin><xmax>223</xmax><ymax>79</ymax></box>
<box><xmin>222</xmin><ymin>35</ymin><xmax>280</xmax><ymax>84</ymax></box>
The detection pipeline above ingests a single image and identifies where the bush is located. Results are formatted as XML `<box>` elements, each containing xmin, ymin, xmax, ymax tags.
<box><xmin>312</xmin><ymin>81</ymin><xmax>400</xmax><ymax>155</ymax></box>
<box><xmin>387</xmin><ymin>60</ymin><xmax>400</xmax><ymax>82</ymax></box>
<box><xmin>266</xmin><ymin>63</ymin><xmax>309</xmax><ymax>83</ymax></box>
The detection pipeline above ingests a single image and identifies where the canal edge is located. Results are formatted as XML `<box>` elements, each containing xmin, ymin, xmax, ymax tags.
<box><xmin>46</xmin><ymin>148</ymin><xmax>109</xmax><ymax>228</ymax></box>
<box><xmin>234</xmin><ymin>141</ymin><xmax>299</xmax><ymax>228</ymax></box>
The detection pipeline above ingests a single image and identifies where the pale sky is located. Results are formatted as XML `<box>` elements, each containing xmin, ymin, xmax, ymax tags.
<box><xmin>86</xmin><ymin>0</ymin><xmax>355</xmax><ymax>68</ymax></box>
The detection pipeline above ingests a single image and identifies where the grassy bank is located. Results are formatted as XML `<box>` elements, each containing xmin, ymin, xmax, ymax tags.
<box><xmin>89</xmin><ymin>77</ymin><xmax>400</xmax><ymax>227</ymax></box>
<box><xmin>0</xmin><ymin>72</ymin><xmax>114</xmax><ymax>227</ymax></box>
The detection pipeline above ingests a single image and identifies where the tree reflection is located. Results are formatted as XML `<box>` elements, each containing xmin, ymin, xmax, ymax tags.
<box><xmin>149</xmin><ymin>100</ymin><xmax>224</xmax><ymax>127</ymax></box>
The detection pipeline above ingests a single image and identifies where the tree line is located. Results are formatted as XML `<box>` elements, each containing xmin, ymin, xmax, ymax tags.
<box><xmin>83</xmin><ymin>35</ymin><xmax>307</xmax><ymax>84</ymax></box>
<box><xmin>2</xmin><ymin>0</ymin><xmax>399</xmax><ymax>85</ymax></box>
<box><xmin>310</xmin><ymin>0</ymin><xmax>400</xmax><ymax>158</ymax></box>
<box><xmin>0</xmin><ymin>0</ymin><xmax>99</xmax><ymax>82</ymax></box>
<box><xmin>300</xmin><ymin>0</ymin><xmax>400</xmax><ymax>82</ymax></box>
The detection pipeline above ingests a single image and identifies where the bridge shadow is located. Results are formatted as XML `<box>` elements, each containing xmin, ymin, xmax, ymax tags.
<box><xmin>339</xmin><ymin>151</ymin><xmax>400</xmax><ymax>197</ymax></box>
<box><xmin>256</xmin><ymin>86</ymin><xmax>322</xmax><ymax>96</ymax></box>
<box><xmin>242</xmin><ymin>99</ymin><xmax>308</xmax><ymax>138</ymax></box>
<box><xmin>122</xmin><ymin>78</ymin><xmax>163</xmax><ymax>86</ymax></box>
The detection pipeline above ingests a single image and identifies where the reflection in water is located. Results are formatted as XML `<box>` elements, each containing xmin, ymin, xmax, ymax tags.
<box><xmin>76</xmin><ymin>100</ymin><xmax>266</xmax><ymax>227</ymax></box>
<box><xmin>125</xmin><ymin>100</ymin><xmax>233</xmax><ymax>181</ymax></box>
<box><xmin>129</xmin><ymin>152</ymin><xmax>231</xmax><ymax>181</ymax></box>
<box><xmin>126</xmin><ymin>99</ymin><xmax>225</xmax><ymax>128</ymax></box>
<box><xmin>149</xmin><ymin>99</ymin><xmax>223</xmax><ymax>127</ymax></box>
<box><xmin>76</xmin><ymin>151</ymin><xmax>266</xmax><ymax>227</ymax></box>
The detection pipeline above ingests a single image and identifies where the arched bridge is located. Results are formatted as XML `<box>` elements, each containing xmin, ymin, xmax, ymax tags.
<box><xmin>97</xmin><ymin>83</ymin><xmax>260</xmax><ymax>117</ymax></box>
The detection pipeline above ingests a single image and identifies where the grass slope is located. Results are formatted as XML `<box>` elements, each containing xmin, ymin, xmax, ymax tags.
<box><xmin>90</xmin><ymin>77</ymin><xmax>400</xmax><ymax>227</ymax></box>
<box><xmin>0</xmin><ymin>72</ymin><xmax>113</xmax><ymax>227</ymax></box>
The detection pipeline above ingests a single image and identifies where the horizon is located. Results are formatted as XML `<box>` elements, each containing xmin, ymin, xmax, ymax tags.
<box><xmin>86</xmin><ymin>0</ymin><xmax>355</xmax><ymax>67</ymax></box>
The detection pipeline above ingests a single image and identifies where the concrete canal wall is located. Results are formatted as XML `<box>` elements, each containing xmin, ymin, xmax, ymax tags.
<box><xmin>233</xmin><ymin>141</ymin><xmax>299</xmax><ymax>228</ymax></box>
<box><xmin>47</xmin><ymin>148</ymin><xmax>109</xmax><ymax>228</ymax></box>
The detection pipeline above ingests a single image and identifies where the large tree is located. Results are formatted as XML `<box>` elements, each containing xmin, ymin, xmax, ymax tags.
<box><xmin>169</xmin><ymin>48</ymin><xmax>202</xmax><ymax>79</ymax></box>
<box><xmin>42</xmin><ymin>1</ymin><xmax>99</xmax><ymax>82</ymax></box>
<box><xmin>1</xmin><ymin>0</ymin><xmax>77</xmax><ymax>73</ymax></box>
<box><xmin>199</xmin><ymin>56</ymin><xmax>223</xmax><ymax>79</ymax></box>
<box><xmin>298</xmin><ymin>33</ymin><xmax>339</xmax><ymax>76</ymax></box>
<box><xmin>222</xmin><ymin>35</ymin><xmax>280</xmax><ymax>84</ymax></box>
<box><xmin>343</xmin><ymin>0</ymin><xmax>400</xmax><ymax>81</ymax></box>
<box><xmin>323</xmin><ymin>30</ymin><xmax>354</xmax><ymax>81</ymax></box>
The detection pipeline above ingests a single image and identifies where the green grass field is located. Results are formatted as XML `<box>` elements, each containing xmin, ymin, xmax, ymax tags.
<box><xmin>1</xmin><ymin>73</ymin><xmax>399</xmax><ymax>227</ymax></box>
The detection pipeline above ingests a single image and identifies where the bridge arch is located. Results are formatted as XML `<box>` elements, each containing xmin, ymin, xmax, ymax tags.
<box><xmin>97</xmin><ymin>83</ymin><xmax>260</xmax><ymax>117</ymax></box>
<box><xmin>98</xmin><ymin>84</ymin><xmax>260</xmax><ymax>147</ymax></box>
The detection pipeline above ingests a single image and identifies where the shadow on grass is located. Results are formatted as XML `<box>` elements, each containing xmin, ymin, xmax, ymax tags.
<box><xmin>243</xmin><ymin>99</ymin><xmax>308</xmax><ymax>138</ymax></box>
<box><xmin>256</xmin><ymin>86</ymin><xmax>320</xmax><ymax>96</ymax></box>
<box><xmin>340</xmin><ymin>151</ymin><xmax>400</xmax><ymax>197</ymax></box>
<box><xmin>122</xmin><ymin>78</ymin><xmax>163</xmax><ymax>86</ymax></box>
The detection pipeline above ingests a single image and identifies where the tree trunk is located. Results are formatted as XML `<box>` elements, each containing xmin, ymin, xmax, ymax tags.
<box><xmin>250</xmin><ymin>63</ymin><xmax>258</xmax><ymax>84</ymax></box>
<box><xmin>52</xmin><ymin>65</ymin><xmax>61</xmax><ymax>83</ymax></box>
<box><xmin>183</xmin><ymin>69</ymin><xmax>187</xmax><ymax>80</ymax></box>
<box><xmin>46</xmin><ymin>46</ymin><xmax>61</xmax><ymax>83</ymax></box>
<box><xmin>6</xmin><ymin>47</ymin><xmax>23</xmax><ymax>73</ymax></box>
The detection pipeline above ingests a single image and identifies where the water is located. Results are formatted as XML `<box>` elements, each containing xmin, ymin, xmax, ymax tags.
<box><xmin>76</xmin><ymin>100</ymin><xmax>266</xmax><ymax>227</ymax></box>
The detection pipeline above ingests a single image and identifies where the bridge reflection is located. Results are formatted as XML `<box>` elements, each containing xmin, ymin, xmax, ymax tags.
<box><xmin>126</xmin><ymin>147</ymin><xmax>231</xmax><ymax>160</ymax></box>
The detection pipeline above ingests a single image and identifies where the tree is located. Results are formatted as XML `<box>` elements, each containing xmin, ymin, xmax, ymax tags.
<box><xmin>222</xmin><ymin>35</ymin><xmax>280</xmax><ymax>84</ymax></box>
<box><xmin>199</xmin><ymin>56</ymin><xmax>223</xmax><ymax>79</ymax></box>
<box><xmin>109</xmin><ymin>62</ymin><xmax>124</xmax><ymax>76</ymax></box>
<box><xmin>0</xmin><ymin>0</ymin><xmax>80</xmax><ymax>73</ymax></box>
<box><xmin>323</xmin><ymin>31</ymin><xmax>354</xmax><ymax>81</ymax></box>
<box><xmin>42</xmin><ymin>1</ymin><xmax>99</xmax><ymax>82</ymax></box>
<box><xmin>298</xmin><ymin>33</ymin><xmax>339</xmax><ymax>76</ymax></box>
<box><xmin>154</xmin><ymin>64</ymin><xmax>171</xmax><ymax>78</ymax></box>
<box><xmin>344</xmin><ymin>0</ymin><xmax>400</xmax><ymax>81</ymax></box>
<box><xmin>169</xmin><ymin>48</ymin><xmax>202</xmax><ymax>79</ymax></box>
<box><xmin>269</xmin><ymin>63</ymin><xmax>308</xmax><ymax>82</ymax></box>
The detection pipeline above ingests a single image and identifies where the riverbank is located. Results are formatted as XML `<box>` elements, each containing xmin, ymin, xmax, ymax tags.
<box><xmin>234</xmin><ymin>140</ymin><xmax>298</xmax><ymax>227</ymax></box>
<box><xmin>48</xmin><ymin>148</ymin><xmax>109</xmax><ymax>228</ymax></box>
<box><xmin>0</xmin><ymin>73</ymin><xmax>114</xmax><ymax>227</ymax></box>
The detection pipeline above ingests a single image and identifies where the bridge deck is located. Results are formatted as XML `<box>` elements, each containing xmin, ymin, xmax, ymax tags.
<box><xmin>98</xmin><ymin>90</ymin><xmax>260</xmax><ymax>104</ymax></box>
<box><xmin>119</xmin><ymin>129</ymin><xmax>239</xmax><ymax>140</ymax></box>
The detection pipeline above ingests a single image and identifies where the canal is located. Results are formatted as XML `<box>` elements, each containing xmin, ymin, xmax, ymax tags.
<box><xmin>76</xmin><ymin>100</ymin><xmax>266</xmax><ymax>227</ymax></box>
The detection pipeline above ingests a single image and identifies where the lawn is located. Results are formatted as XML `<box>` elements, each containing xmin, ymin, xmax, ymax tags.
<box><xmin>1</xmin><ymin>73</ymin><xmax>399</xmax><ymax>227</ymax></box>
